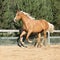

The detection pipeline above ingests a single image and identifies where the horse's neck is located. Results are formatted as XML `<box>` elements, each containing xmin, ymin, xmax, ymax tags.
<box><xmin>21</xmin><ymin>15</ymin><xmax>30</xmax><ymax>25</ymax></box>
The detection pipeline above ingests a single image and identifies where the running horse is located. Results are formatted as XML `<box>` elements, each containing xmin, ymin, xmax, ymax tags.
<box><xmin>14</xmin><ymin>10</ymin><xmax>54</xmax><ymax>47</ymax></box>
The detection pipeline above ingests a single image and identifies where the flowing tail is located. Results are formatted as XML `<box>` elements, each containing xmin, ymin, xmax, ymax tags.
<box><xmin>47</xmin><ymin>22</ymin><xmax>54</xmax><ymax>33</ymax></box>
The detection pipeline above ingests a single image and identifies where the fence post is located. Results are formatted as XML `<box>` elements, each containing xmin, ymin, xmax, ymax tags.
<box><xmin>48</xmin><ymin>31</ymin><xmax>50</xmax><ymax>45</ymax></box>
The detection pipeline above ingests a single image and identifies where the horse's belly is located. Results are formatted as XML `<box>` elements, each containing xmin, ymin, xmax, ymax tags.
<box><xmin>33</xmin><ymin>27</ymin><xmax>42</xmax><ymax>32</ymax></box>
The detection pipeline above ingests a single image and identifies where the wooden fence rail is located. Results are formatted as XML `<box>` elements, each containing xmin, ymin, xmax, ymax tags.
<box><xmin>0</xmin><ymin>30</ymin><xmax>60</xmax><ymax>44</ymax></box>
<box><xmin>48</xmin><ymin>30</ymin><xmax>60</xmax><ymax>44</ymax></box>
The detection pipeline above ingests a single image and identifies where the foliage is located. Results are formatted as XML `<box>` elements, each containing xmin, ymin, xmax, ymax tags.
<box><xmin>0</xmin><ymin>0</ymin><xmax>60</xmax><ymax>29</ymax></box>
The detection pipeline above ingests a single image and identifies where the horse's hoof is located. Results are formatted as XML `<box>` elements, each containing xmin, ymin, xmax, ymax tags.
<box><xmin>20</xmin><ymin>45</ymin><xmax>27</xmax><ymax>48</ymax></box>
<box><xmin>21</xmin><ymin>42</ymin><xmax>27</xmax><ymax>48</ymax></box>
<box><xmin>28</xmin><ymin>40</ymin><xmax>32</xmax><ymax>43</ymax></box>
<box><xmin>17</xmin><ymin>43</ymin><xmax>21</xmax><ymax>47</ymax></box>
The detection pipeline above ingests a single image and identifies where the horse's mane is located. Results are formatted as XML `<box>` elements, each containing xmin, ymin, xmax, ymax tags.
<box><xmin>20</xmin><ymin>11</ymin><xmax>35</xmax><ymax>20</ymax></box>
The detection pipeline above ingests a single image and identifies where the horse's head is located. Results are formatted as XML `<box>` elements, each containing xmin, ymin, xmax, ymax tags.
<box><xmin>14</xmin><ymin>10</ymin><xmax>22</xmax><ymax>22</ymax></box>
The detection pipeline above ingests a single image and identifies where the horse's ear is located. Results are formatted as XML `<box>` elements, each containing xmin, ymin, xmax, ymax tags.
<box><xmin>16</xmin><ymin>10</ymin><xmax>20</xmax><ymax>12</ymax></box>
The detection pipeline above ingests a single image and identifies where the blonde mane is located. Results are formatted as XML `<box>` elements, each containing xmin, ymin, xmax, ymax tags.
<box><xmin>21</xmin><ymin>11</ymin><xmax>35</xmax><ymax>20</ymax></box>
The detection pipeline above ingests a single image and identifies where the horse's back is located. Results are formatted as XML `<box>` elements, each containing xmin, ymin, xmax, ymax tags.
<box><xmin>31</xmin><ymin>19</ymin><xmax>49</xmax><ymax>32</ymax></box>
<box><xmin>39</xmin><ymin>19</ymin><xmax>49</xmax><ymax>31</ymax></box>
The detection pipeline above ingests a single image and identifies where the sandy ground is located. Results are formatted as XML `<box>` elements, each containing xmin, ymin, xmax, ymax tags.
<box><xmin>0</xmin><ymin>45</ymin><xmax>60</xmax><ymax>60</ymax></box>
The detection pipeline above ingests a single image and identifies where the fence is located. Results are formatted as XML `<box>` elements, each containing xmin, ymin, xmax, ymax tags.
<box><xmin>0</xmin><ymin>30</ymin><xmax>19</xmax><ymax>39</ymax></box>
<box><xmin>48</xmin><ymin>30</ymin><xmax>60</xmax><ymax>44</ymax></box>
<box><xmin>0</xmin><ymin>29</ymin><xmax>60</xmax><ymax>45</ymax></box>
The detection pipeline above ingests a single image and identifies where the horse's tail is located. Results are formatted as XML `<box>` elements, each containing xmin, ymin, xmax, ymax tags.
<box><xmin>47</xmin><ymin>22</ymin><xmax>54</xmax><ymax>33</ymax></box>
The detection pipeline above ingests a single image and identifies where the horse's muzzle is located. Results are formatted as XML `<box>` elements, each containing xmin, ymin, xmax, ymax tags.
<box><xmin>14</xmin><ymin>18</ymin><xmax>16</xmax><ymax>22</ymax></box>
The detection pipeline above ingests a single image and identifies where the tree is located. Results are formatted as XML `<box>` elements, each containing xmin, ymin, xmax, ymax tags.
<box><xmin>0</xmin><ymin>0</ymin><xmax>60</xmax><ymax>29</ymax></box>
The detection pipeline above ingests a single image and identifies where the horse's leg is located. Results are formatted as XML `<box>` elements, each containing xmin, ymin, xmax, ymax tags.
<box><xmin>34</xmin><ymin>40</ymin><xmax>37</xmax><ymax>47</ymax></box>
<box><xmin>43</xmin><ymin>30</ymin><xmax>47</xmax><ymax>46</ymax></box>
<box><xmin>37</xmin><ymin>33</ymin><xmax>42</xmax><ymax>47</ymax></box>
<box><xmin>20</xmin><ymin>31</ymin><xmax>26</xmax><ymax>47</ymax></box>
<box><xmin>34</xmin><ymin>34</ymin><xmax>38</xmax><ymax>47</ymax></box>
<box><xmin>26</xmin><ymin>31</ymin><xmax>32</xmax><ymax>43</ymax></box>
<box><xmin>35</xmin><ymin>33</ymin><xmax>42</xmax><ymax>47</ymax></box>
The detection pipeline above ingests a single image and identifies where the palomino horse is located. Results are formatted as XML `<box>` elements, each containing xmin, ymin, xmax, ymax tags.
<box><xmin>14</xmin><ymin>10</ymin><xmax>54</xmax><ymax>47</ymax></box>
